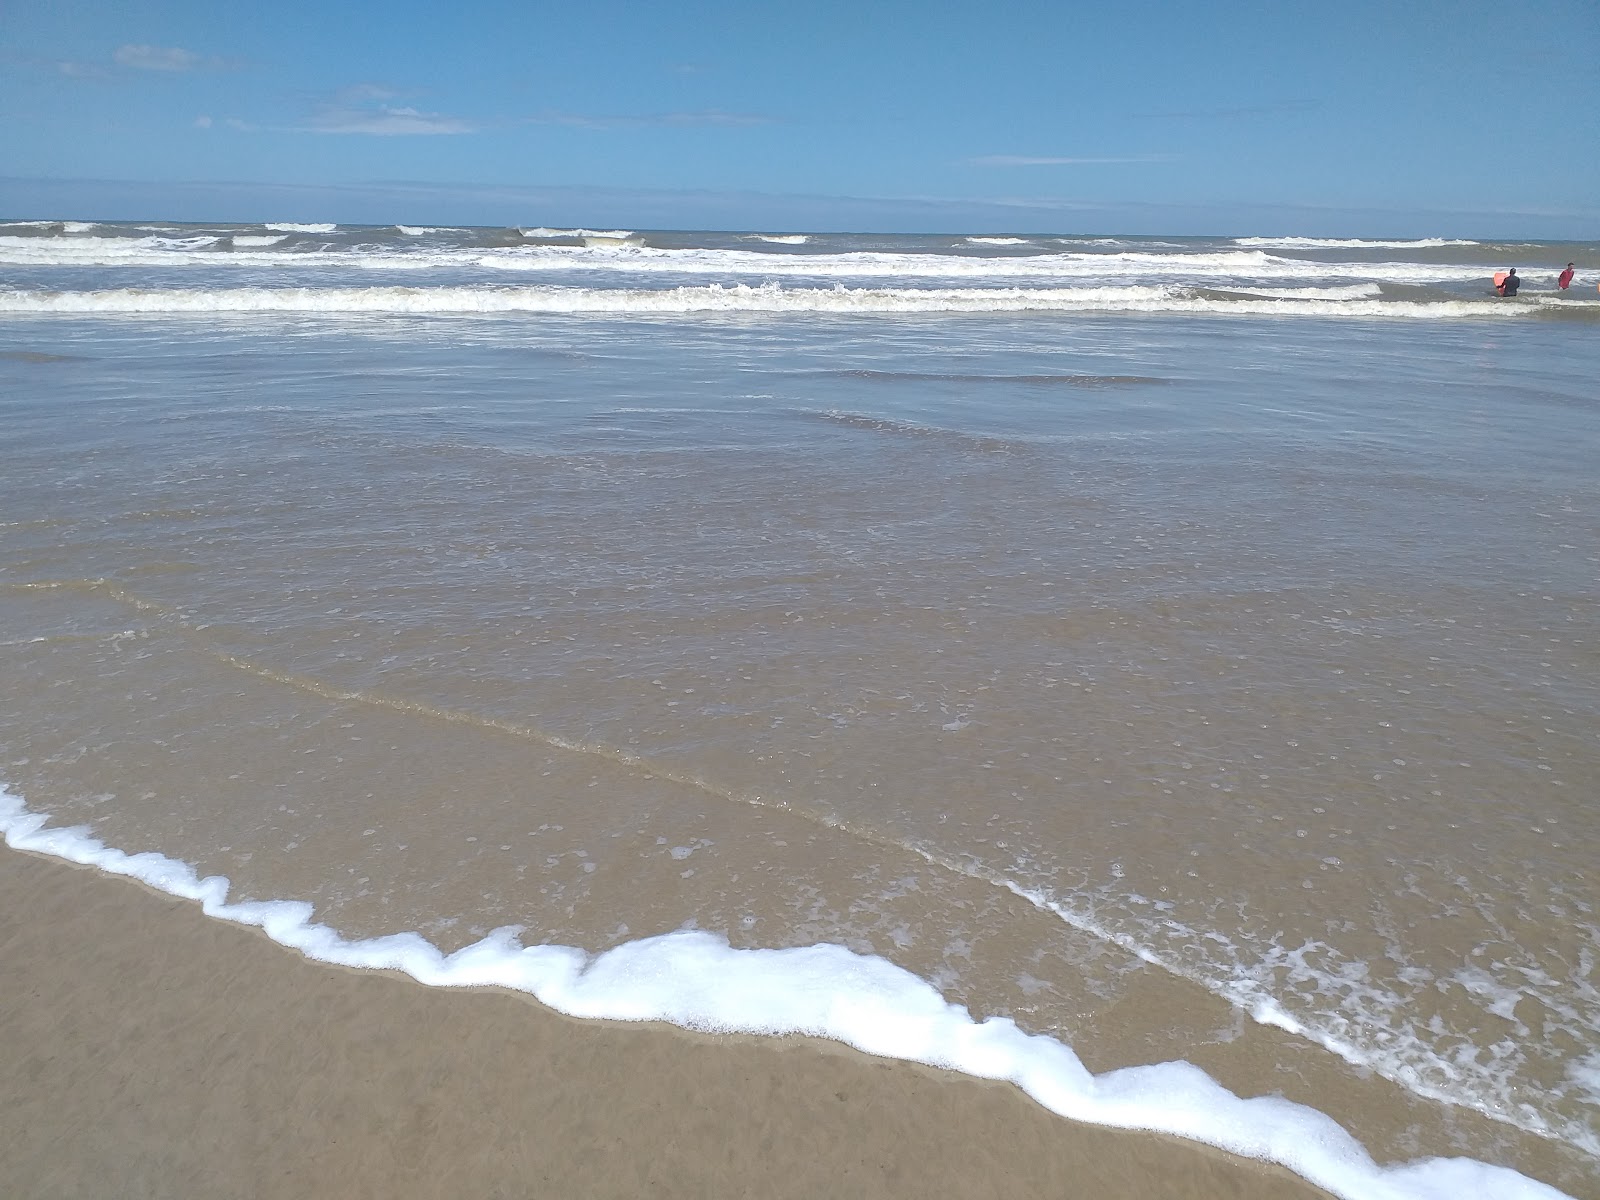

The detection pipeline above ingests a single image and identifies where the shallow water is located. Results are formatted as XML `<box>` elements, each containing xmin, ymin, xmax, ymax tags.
<box><xmin>2</xmin><ymin>226</ymin><xmax>1598</xmax><ymax>1195</ymax></box>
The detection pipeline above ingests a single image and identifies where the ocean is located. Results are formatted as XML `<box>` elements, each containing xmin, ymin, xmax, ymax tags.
<box><xmin>2</xmin><ymin>220</ymin><xmax>1597</xmax><ymax>1198</ymax></box>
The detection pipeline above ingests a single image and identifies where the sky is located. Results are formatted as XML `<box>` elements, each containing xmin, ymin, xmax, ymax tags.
<box><xmin>2</xmin><ymin>0</ymin><xmax>1597</xmax><ymax>237</ymax></box>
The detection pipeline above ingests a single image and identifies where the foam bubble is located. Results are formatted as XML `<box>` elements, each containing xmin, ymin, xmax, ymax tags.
<box><xmin>0</xmin><ymin>784</ymin><xmax>1573</xmax><ymax>1200</ymax></box>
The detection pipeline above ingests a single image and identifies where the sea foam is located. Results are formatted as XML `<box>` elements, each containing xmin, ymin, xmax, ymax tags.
<box><xmin>0</xmin><ymin>282</ymin><xmax>1544</xmax><ymax>319</ymax></box>
<box><xmin>0</xmin><ymin>785</ymin><xmax>1572</xmax><ymax>1200</ymax></box>
<box><xmin>0</xmin><ymin>235</ymin><xmax>1518</xmax><ymax>290</ymax></box>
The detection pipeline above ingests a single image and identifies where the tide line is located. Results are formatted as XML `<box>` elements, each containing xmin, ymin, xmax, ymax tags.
<box><xmin>0</xmin><ymin>784</ymin><xmax>1570</xmax><ymax>1200</ymax></box>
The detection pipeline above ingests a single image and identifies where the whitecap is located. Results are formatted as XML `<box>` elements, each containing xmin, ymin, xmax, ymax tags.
<box><xmin>1234</xmin><ymin>237</ymin><xmax>1479</xmax><ymax>249</ymax></box>
<box><xmin>522</xmin><ymin>227</ymin><xmax>636</xmax><ymax>239</ymax></box>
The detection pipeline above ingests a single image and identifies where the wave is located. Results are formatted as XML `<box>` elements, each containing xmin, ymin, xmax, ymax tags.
<box><xmin>0</xmin><ymin>282</ymin><xmax>1552</xmax><ymax>319</ymax></box>
<box><xmin>521</xmin><ymin>227</ymin><xmax>636</xmax><ymax>239</ymax></box>
<box><xmin>0</xmin><ymin>784</ymin><xmax>1571</xmax><ymax>1200</ymax></box>
<box><xmin>229</xmin><ymin>235</ymin><xmax>288</xmax><ymax>248</ymax></box>
<box><xmin>741</xmin><ymin>234</ymin><xmax>809</xmax><ymax>245</ymax></box>
<box><xmin>405</xmin><ymin>245</ymin><xmax>1354</xmax><ymax>282</ymax></box>
<box><xmin>265</xmin><ymin>222</ymin><xmax>337</xmax><ymax>233</ymax></box>
<box><xmin>1202</xmin><ymin>283</ymin><xmax>1383</xmax><ymax>300</ymax></box>
<box><xmin>797</xmin><ymin>409</ymin><xmax>1022</xmax><ymax>451</ymax></box>
<box><xmin>0</xmin><ymin>349</ymin><xmax>81</xmax><ymax>363</ymax></box>
<box><xmin>965</xmin><ymin>236</ymin><xmax>1030</xmax><ymax>246</ymax></box>
<box><xmin>0</xmin><ymin>234</ymin><xmax>1515</xmax><ymax>288</ymax></box>
<box><xmin>1054</xmin><ymin>238</ymin><xmax>1194</xmax><ymax>249</ymax></box>
<box><xmin>816</xmin><ymin>369</ymin><xmax>1167</xmax><ymax>386</ymax></box>
<box><xmin>1235</xmin><ymin>237</ymin><xmax>1479</xmax><ymax>249</ymax></box>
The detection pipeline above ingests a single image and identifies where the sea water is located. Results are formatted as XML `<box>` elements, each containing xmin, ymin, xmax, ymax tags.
<box><xmin>2</xmin><ymin>222</ymin><xmax>1597</xmax><ymax>1198</ymax></box>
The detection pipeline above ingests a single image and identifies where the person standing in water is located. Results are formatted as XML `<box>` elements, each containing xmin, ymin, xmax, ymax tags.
<box><xmin>1558</xmin><ymin>263</ymin><xmax>1575</xmax><ymax>290</ymax></box>
<box><xmin>1497</xmin><ymin>268</ymin><xmax>1521</xmax><ymax>297</ymax></box>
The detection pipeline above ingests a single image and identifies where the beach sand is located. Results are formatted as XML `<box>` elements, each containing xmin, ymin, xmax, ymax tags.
<box><xmin>0</xmin><ymin>846</ymin><xmax>1331</xmax><ymax>1200</ymax></box>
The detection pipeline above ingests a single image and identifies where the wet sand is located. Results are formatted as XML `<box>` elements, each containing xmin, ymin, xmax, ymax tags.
<box><xmin>0</xmin><ymin>846</ymin><xmax>1330</xmax><ymax>1200</ymax></box>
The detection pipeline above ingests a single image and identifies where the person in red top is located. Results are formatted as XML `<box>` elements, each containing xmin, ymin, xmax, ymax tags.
<box><xmin>1558</xmin><ymin>263</ymin><xmax>1575</xmax><ymax>290</ymax></box>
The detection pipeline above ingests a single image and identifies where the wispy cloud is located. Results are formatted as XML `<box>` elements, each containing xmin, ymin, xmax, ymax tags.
<box><xmin>114</xmin><ymin>44</ymin><xmax>204</xmax><ymax>71</ymax></box>
<box><xmin>55</xmin><ymin>59</ymin><xmax>111</xmax><ymax>79</ymax></box>
<box><xmin>523</xmin><ymin>109</ymin><xmax>770</xmax><ymax>129</ymax></box>
<box><xmin>290</xmin><ymin>83</ymin><xmax>476</xmax><ymax>135</ymax></box>
<box><xmin>38</xmin><ymin>44</ymin><xmax>234</xmax><ymax>77</ymax></box>
<box><xmin>1134</xmin><ymin>100</ymin><xmax>1318</xmax><ymax>120</ymax></box>
<box><xmin>335</xmin><ymin>83</ymin><xmax>402</xmax><ymax>104</ymax></box>
<box><xmin>306</xmin><ymin>105</ymin><xmax>475</xmax><ymax>136</ymax></box>
<box><xmin>114</xmin><ymin>43</ymin><xmax>233</xmax><ymax>72</ymax></box>
<box><xmin>970</xmin><ymin>154</ymin><xmax>1174</xmax><ymax>166</ymax></box>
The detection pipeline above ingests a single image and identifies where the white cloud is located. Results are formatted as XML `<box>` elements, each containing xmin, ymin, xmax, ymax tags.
<box><xmin>113</xmin><ymin>44</ymin><xmax>203</xmax><ymax>72</ymax></box>
<box><xmin>194</xmin><ymin>115</ymin><xmax>213</xmax><ymax>128</ymax></box>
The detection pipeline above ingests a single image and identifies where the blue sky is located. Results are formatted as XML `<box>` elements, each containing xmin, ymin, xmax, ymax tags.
<box><xmin>3</xmin><ymin>0</ymin><xmax>1596</xmax><ymax>236</ymax></box>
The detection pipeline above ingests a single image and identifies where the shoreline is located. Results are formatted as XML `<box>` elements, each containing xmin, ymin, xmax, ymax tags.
<box><xmin>0</xmin><ymin>843</ymin><xmax>1333</xmax><ymax>1200</ymax></box>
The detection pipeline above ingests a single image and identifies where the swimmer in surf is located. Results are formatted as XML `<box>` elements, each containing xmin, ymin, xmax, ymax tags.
<box><xmin>1558</xmin><ymin>263</ymin><xmax>1575</xmax><ymax>290</ymax></box>
<box><xmin>1497</xmin><ymin>268</ymin><xmax>1520</xmax><ymax>297</ymax></box>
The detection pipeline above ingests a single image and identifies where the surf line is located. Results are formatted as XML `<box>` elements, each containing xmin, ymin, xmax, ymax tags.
<box><xmin>109</xmin><ymin>645</ymin><xmax>1599</xmax><ymax>1150</ymax></box>
<box><xmin>6</xmin><ymin>575</ymin><xmax>1585</xmax><ymax>1153</ymax></box>
<box><xmin>0</xmin><ymin>786</ymin><xmax>1571</xmax><ymax>1200</ymax></box>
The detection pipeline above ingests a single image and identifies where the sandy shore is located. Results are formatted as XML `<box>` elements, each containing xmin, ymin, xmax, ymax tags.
<box><xmin>0</xmin><ymin>846</ymin><xmax>1334</xmax><ymax>1200</ymax></box>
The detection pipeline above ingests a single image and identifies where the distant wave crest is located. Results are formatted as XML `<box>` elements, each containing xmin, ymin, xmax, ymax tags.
<box><xmin>1234</xmin><ymin>237</ymin><xmax>1478</xmax><ymax>249</ymax></box>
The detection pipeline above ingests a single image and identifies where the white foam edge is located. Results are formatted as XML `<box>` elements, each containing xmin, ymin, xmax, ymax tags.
<box><xmin>0</xmin><ymin>785</ymin><xmax>1570</xmax><ymax>1200</ymax></box>
<box><xmin>0</xmin><ymin>284</ymin><xmax>1554</xmax><ymax>320</ymax></box>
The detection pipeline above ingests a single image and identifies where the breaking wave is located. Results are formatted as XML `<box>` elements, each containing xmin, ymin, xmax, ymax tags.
<box><xmin>0</xmin><ymin>282</ymin><xmax>1550</xmax><ymax>319</ymax></box>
